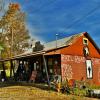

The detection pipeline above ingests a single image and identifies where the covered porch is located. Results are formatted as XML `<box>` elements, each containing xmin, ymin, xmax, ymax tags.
<box><xmin>0</xmin><ymin>51</ymin><xmax>62</xmax><ymax>84</ymax></box>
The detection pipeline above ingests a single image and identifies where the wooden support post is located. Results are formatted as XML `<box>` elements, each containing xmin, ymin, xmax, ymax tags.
<box><xmin>10</xmin><ymin>60</ymin><xmax>12</xmax><ymax>77</ymax></box>
<box><xmin>18</xmin><ymin>60</ymin><xmax>20</xmax><ymax>66</ymax></box>
<box><xmin>2</xmin><ymin>61</ymin><xmax>6</xmax><ymax>80</ymax></box>
<box><xmin>43</xmin><ymin>55</ymin><xmax>50</xmax><ymax>86</ymax></box>
<box><xmin>13</xmin><ymin>61</ymin><xmax>15</xmax><ymax>74</ymax></box>
<box><xmin>22</xmin><ymin>59</ymin><xmax>24</xmax><ymax>65</ymax></box>
<box><xmin>10</xmin><ymin>60</ymin><xmax>14</xmax><ymax>77</ymax></box>
<box><xmin>2</xmin><ymin>61</ymin><xmax>5</xmax><ymax>72</ymax></box>
<box><xmin>12</xmin><ymin>60</ymin><xmax>15</xmax><ymax>77</ymax></box>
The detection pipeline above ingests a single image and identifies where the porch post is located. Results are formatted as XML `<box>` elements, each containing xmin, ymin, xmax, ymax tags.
<box><xmin>43</xmin><ymin>54</ymin><xmax>50</xmax><ymax>85</ymax></box>
<box><xmin>10</xmin><ymin>60</ymin><xmax>12</xmax><ymax>77</ymax></box>
<box><xmin>10</xmin><ymin>60</ymin><xmax>14</xmax><ymax>77</ymax></box>
<box><xmin>12</xmin><ymin>60</ymin><xmax>15</xmax><ymax>77</ymax></box>
<box><xmin>2</xmin><ymin>61</ymin><xmax>5</xmax><ymax>72</ymax></box>
<box><xmin>2</xmin><ymin>61</ymin><xmax>6</xmax><ymax>80</ymax></box>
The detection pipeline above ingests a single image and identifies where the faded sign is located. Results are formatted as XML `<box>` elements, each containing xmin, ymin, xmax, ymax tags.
<box><xmin>61</xmin><ymin>63</ymin><xmax>73</xmax><ymax>81</ymax></box>
<box><xmin>61</xmin><ymin>54</ymin><xmax>85</xmax><ymax>63</ymax></box>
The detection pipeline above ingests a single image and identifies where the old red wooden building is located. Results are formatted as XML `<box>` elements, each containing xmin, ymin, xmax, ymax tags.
<box><xmin>43</xmin><ymin>32</ymin><xmax>100</xmax><ymax>85</ymax></box>
<box><xmin>0</xmin><ymin>32</ymin><xmax>100</xmax><ymax>85</ymax></box>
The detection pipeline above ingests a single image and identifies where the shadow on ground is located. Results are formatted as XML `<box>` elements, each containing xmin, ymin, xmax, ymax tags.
<box><xmin>0</xmin><ymin>81</ymin><xmax>49</xmax><ymax>90</ymax></box>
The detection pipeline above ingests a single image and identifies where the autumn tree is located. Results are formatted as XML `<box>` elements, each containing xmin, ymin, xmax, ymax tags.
<box><xmin>0</xmin><ymin>3</ymin><xmax>30</xmax><ymax>58</ymax></box>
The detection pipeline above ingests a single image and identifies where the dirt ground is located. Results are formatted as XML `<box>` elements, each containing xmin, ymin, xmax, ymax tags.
<box><xmin>0</xmin><ymin>85</ymin><xmax>99</xmax><ymax>100</ymax></box>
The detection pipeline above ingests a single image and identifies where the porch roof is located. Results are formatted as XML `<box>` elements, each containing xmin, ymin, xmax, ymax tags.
<box><xmin>1</xmin><ymin>32</ymin><xmax>99</xmax><ymax>62</ymax></box>
<box><xmin>0</xmin><ymin>50</ymin><xmax>45</xmax><ymax>62</ymax></box>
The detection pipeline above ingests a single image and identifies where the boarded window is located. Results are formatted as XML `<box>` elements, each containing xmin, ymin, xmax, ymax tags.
<box><xmin>86</xmin><ymin>60</ymin><xmax>93</xmax><ymax>79</ymax></box>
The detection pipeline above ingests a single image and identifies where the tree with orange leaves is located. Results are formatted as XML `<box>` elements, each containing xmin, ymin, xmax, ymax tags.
<box><xmin>0</xmin><ymin>3</ymin><xmax>30</xmax><ymax>58</ymax></box>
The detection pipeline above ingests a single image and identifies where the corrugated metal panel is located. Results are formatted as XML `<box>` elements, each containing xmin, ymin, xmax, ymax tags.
<box><xmin>44</xmin><ymin>33</ymin><xmax>82</xmax><ymax>50</ymax></box>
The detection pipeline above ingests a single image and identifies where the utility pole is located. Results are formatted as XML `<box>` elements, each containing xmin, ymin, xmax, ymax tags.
<box><xmin>11</xmin><ymin>25</ymin><xmax>13</xmax><ymax>57</ymax></box>
<box><xmin>56</xmin><ymin>33</ymin><xmax>58</xmax><ymax>49</ymax></box>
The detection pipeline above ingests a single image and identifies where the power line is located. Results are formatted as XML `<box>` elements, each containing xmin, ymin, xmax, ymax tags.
<box><xmin>62</xmin><ymin>4</ymin><xmax>100</xmax><ymax>33</ymax></box>
<box><xmin>54</xmin><ymin>4</ymin><xmax>100</xmax><ymax>40</ymax></box>
<box><xmin>13</xmin><ymin>0</ymin><xmax>100</xmax><ymax>42</ymax></box>
<box><xmin>27</xmin><ymin>0</ymin><xmax>61</xmax><ymax>13</ymax></box>
<box><xmin>30</xmin><ymin>1</ymin><xmax>100</xmax><ymax>38</ymax></box>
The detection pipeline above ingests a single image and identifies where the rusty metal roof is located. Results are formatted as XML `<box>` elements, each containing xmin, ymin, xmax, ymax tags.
<box><xmin>0</xmin><ymin>32</ymin><xmax>99</xmax><ymax>62</ymax></box>
<box><xmin>43</xmin><ymin>32</ymin><xmax>83</xmax><ymax>51</ymax></box>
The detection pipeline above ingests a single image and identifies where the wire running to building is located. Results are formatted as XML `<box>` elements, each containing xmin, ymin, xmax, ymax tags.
<box><xmin>55</xmin><ymin>4</ymin><xmax>100</xmax><ymax>40</ymax></box>
<box><xmin>61</xmin><ymin>4</ymin><xmax>100</xmax><ymax>33</ymax></box>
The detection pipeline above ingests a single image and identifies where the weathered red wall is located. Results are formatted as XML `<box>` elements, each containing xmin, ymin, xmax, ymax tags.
<box><xmin>92</xmin><ymin>58</ymin><xmax>100</xmax><ymax>85</ymax></box>
<box><xmin>61</xmin><ymin>55</ymin><xmax>86</xmax><ymax>81</ymax></box>
<box><xmin>46</xmin><ymin>33</ymin><xmax>100</xmax><ymax>85</ymax></box>
<box><xmin>46</xmin><ymin>34</ymin><xmax>100</xmax><ymax>58</ymax></box>
<box><xmin>61</xmin><ymin>54</ymin><xmax>100</xmax><ymax>85</ymax></box>
<box><xmin>60</xmin><ymin>35</ymin><xmax>100</xmax><ymax>58</ymax></box>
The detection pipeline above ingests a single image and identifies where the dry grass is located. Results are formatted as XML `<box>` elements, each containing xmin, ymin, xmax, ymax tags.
<box><xmin>0</xmin><ymin>86</ymin><xmax>99</xmax><ymax>100</ymax></box>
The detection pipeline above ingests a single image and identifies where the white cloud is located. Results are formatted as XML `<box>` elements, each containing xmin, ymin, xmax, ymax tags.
<box><xmin>26</xmin><ymin>23</ymin><xmax>45</xmax><ymax>43</ymax></box>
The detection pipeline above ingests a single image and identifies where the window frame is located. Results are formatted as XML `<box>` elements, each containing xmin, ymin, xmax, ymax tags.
<box><xmin>83</xmin><ymin>38</ymin><xmax>88</xmax><ymax>45</ymax></box>
<box><xmin>86</xmin><ymin>59</ymin><xmax>93</xmax><ymax>79</ymax></box>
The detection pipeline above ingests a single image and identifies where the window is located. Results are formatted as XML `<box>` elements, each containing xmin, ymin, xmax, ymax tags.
<box><xmin>83</xmin><ymin>38</ymin><xmax>88</xmax><ymax>45</ymax></box>
<box><xmin>47</xmin><ymin>56</ymin><xmax>61</xmax><ymax>75</ymax></box>
<box><xmin>48</xmin><ymin>58</ymin><xmax>53</xmax><ymax>74</ymax></box>
<box><xmin>83</xmin><ymin>46</ymin><xmax>89</xmax><ymax>56</ymax></box>
<box><xmin>48</xmin><ymin>58</ymin><xmax>53</xmax><ymax>65</ymax></box>
<box><xmin>86</xmin><ymin>60</ymin><xmax>93</xmax><ymax>79</ymax></box>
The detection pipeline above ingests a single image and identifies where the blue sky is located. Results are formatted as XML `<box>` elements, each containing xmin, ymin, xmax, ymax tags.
<box><xmin>1</xmin><ymin>0</ymin><xmax>100</xmax><ymax>47</ymax></box>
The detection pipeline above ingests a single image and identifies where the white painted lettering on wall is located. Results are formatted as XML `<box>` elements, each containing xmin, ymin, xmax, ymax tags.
<box><xmin>62</xmin><ymin>64</ymin><xmax>73</xmax><ymax>81</ymax></box>
<box><xmin>61</xmin><ymin>55</ymin><xmax>100</xmax><ymax>65</ymax></box>
<box><xmin>92</xmin><ymin>58</ymin><xmax>100</xmax><ymax>65</ymax></box>
<box><xmin>61</xmin><ymin>55</ymin><xmax>85</xmax><ymax>63</ymax></box>
<box><xmin>74</xmin><ymin>56</ymin><xmax>85</xmax><ymax>63</ymax></box>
